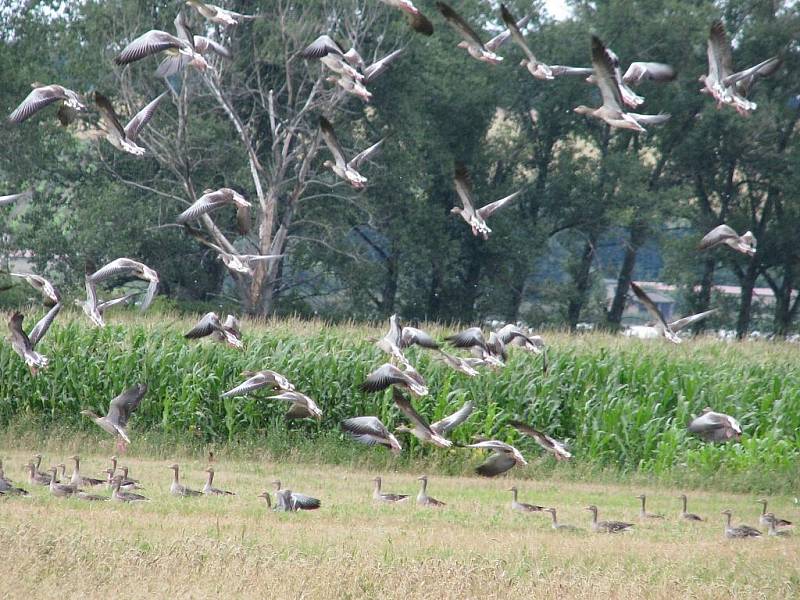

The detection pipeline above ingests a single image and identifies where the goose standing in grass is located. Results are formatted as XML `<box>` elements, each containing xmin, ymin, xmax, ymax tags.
<box><xmin>202</xmin><ymin>467</ymin><xmax>235</xmax><ymax>496</ymax></box>
<box><xmin>47</xmin><ymin>467</ymin><xmax>78</xmax><ymax>498</ymax></box>
<box><xmin>176</xmin><ymin>188</ymin><xmax>252</xmax><ymax>226</ymax></box>
<box><xmin>687</xmin><ymin>408</ymin><xmax>741</xmax><ymax>442</ymax></box>
<box><xmin>508</xmin><ymin>487</ymin><xmax>543</xmax><ymax>513</ymax></box>
<box><xmin>26</xmin><ymin>461</ymin><xmax>51</xmax><ymax>486</ymax></box>
<box><xmin>509</xmin><ymin>421</ymin><xmax>571</xmax><ymax>461</ymax></box>
<box><xmin>341</xmin><ymin>417</ymin><xmax>402</xmax><ymax>454</ymax></box>
<box><xmin>266</xmin><ymin>391</ymin><xmax>323</xmax><ymax>420</ymax></box>
<box><xmin>721</xmin><ymin>509</ymin><xmax>761</xmax><ymax>538</ymax></box>
<box><xmin>392</xmin><ymin>389</ymin><xmax>452</xmax><ymax>448</ymax></box>
<box><xmin>169</xmin><ymin>464</ymin><xmax>202</xmax><ymax>497</ymax></box>
<box><xmin>0</xmin><ymin>190</ymin><xmax>33</xmax><ymax>206</ymax></box>
<box><xmin>574</xmin><ymin>37</ymin><xmax>669</xmax><ymax>132</ymax></box>
<box><xmin>94</xmin><ymin>92</ymin><xmax>166</xmax><ymax>156</ymax></box>
<box><xmin>378</xmin><ymin>0</ymin><xmax>433</xmax><ymax>35</ymax></box>
<box><xmin>186</xmin><ymin>0</ymin><xmax>261</xmax><ymax>26</ymax></box>
<box><xmin>271</xmin><ymin>481</ymin><xmax>321</xmax><ymax>510</ymax></box>
<box><xmin>7</xmin><ymin>305</ymin><xmax>61</xmax><ymax>375</ymax></box>
<box><xmin>450</xmin><ymin>164</ymin><xmax>521</xmax><ymax>240</ymax></box>
<box><xmin>636</xmin><ymin>494</ymin><xmax>664</xmax><ymax>520</ymax></box>
<box><xmin>56</xmin><ymin>463</ymin><xmax>68</xmax><ymax>483</ymax></box>
<box><xmin>88</xmin><ymin>258</ymin><xmax>159</xmax><ymax>311</ymax></box>
<box><xmin>111</xmin><ymin>476</ymin><xmax>149</xmax><ymax>502</ymax></box>
<box><xmin>184</xmin><ymin>312</ymin><xmax>243</xmax><ymax>349</ymax></box>
<box><xmin>468</xmin><ymin>440</ymin><xmax>527</xmax><ymax>477</ymax></box>
<box><xmin>257</xmin><ymin>491</ymin><xmax>272</xmax><ymax>508</ymax></box>
<box><xmin>430</xmin><ymin>400</ymin><xmax>475</xmax><ymax>439</ymax></box>
<box><xmin>222</xmin><ymin>370</ymin><xmax>295</xmax><ymax>397</ymax></box>
<box><xmin>10</xmin><ymin>273</ymin><xmax>60</xmax><ymax>306</ymax></box>
<box><xmin>68</xmin><ymin>456</ymin><xmax>104</xmax><ymax>488</ymax></box>
<box><xmin>764</xmin><ymin>514</ymin><xmax>792</xmax><ymax>537</ymax></box>
<box><xmin>104</xmin><ymin>468</ymin><xmax>140</xmax><ymax>491</ymax></box>
<box><xmin>319</xmin><ymin>117</ymin><xmax>383</xmax><ymax>189</ymax></box>
<box><xmin>677</xmin><ymin>494</ymin><xmax>704</xmax><ymax>522</ymax></box>
<box><xmin>585</xmin><ymin>505</ymin><xmax>634</xmax><ymax>533</ymax></box>
<box><xmin>372</xmin><ymin>477</ymin><xmax>409</xmax><ymax>503</ymax></box>
<box><xmin>0</xmin><ymin>472</ymin><xmax>28</xmax><ymax>496</ymax></box>
<box><xmin>81</xmin><ymin>384</ymin><xmax>147</xmax><ymax>449</ymax></box>
<box><xmin>436</xmin><ymin>2</ymin><xmax>501</xmax><ymax>64</ymax></box>
<box><xmin>361</xmin><ymin>362</ymin><xmax>429</xmax><ymax>397</ymax></box>
<box><xmin>629</xmin><ymin>282</ymin><xmax>681</xmax><ymax>344</ymax></box>
<box><xmin>544</xmin><ymin>507</ymin><xmax>581</xmax><ymax>531</ymax></box>
<box><xmin>114</xmin><ymin>26</ymin><xmax>208</xmax><ymax>77</ymax></box>
<box><xmin>757</xmin><ymin>499</ymin><xmax>791</xmax><ymax>528</ymax></box>
<box><xmin>698</xmin><ymin>224</ymin><xmax>756</xmax><ymax>256</ymax></box>
<box><xmin>8</xmin><ymin>83</ymin><xmax>85</xmax><ymax>123</ymax></box>
<box><xmin>416</xmin><ymin>475</ymin><xmax>445</xmax><ymax>507</ymax></box>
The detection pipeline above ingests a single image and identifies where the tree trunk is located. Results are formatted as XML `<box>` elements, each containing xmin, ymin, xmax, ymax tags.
<box><xmin>735</xmin><ymin>261</ymin><xmax>759</xmax><ymax>339</ymax></box>
<box><xmin>567</xmin><ymin>236</ymin><xmax>596</xmax><ymax>330</ymax></box>
<box><xmin>379</xmin><ymin>252</ymin><xmax>399</xmax><ymax>315</ymax></box>
<box><xmin>606</xmin><ymin>220</ymin><xmax>647</xmax><ymax>329</ymax></box>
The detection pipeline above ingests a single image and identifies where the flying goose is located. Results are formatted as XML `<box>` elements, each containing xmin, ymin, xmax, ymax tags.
<box><xmin>94</xmin><ymin>91</ymin><xmax>166</xmax><ymax>156</ymax></box>
<box><xmin>76</xmin><ymin>280</ymin><xmax>138</xmax><ymax>328</ymax></box>
<box><xmin>496</xmin><ymin>324</ymin><xmax>545</xmax><ymax>355</ymax></box>
<box><xmin>376</xmin><ymin>315</ymin><xmax>439</xmax><ymax>364</ymax></box>
<box><xmin>508</xmin><ymin>486</ymin><xmax>543</xmax><ymax>513</ymax></box>
<box><xmin>446</xmin><ymin>327</ymin><xmax>505</xmax><ymax>366</ymax></box>
<box><xmin>721</xmin><ymin>509</ymin><xmax>761</xmax><ymax>538</ymax></box>
<box><xmin>271</xmin><ymin>480</ymin><xmax>321</xmax><ymax>510</ymax></box>
<box><xmin>301</xmin><ymin>36</ymin><xmax>364</xmax><ymax>82</ymax></box>
<box><xmin>115</xmin><ymin>28</ymin><xmax>208</xmax><ymax>77</ymax></box>
<box><xmin>7</xmin><ymin>305</ymin><xmax>61</xmax><ymax>375</ymax></box>
<box><xmin>68</xmin><ymin>456</ymin><xmax>104</xmax><ymax>488</ymax></box>
<box><xmin>677</xmin><ymin>494</ymin><xmax>704</xmax><ymax>522</ymax></box>
<box><xmin>222</xmin><ymin>370</ymin><xmax>295</xmax><ymax>398</ymax></box>
<box><xmin>81</xmin><ymin>383</ymin><xmax>147</xmax><ymax>447</ymax></box>
<box><xmin>361</xmin><ymin>363</ymin><xmax>429</xmax><ymax>397</ymax></box>
<box><xmin>182</xmin><ymin>224</ymin><xmax>280</xmax><ymax>271</ymax></box>
<box><xmin>378</xmin><ymin>0</ymin><xmax>434</xmax><ymax>35</ymax></box>
<box><xmin>544</xmin><ymin>507</ymin><xmax>580</xmax><ymax>531</ymax></box>
<box><xmin>622</xmin><ymin>62</ymin><xmax>677</xmax><ymax>85</ymax></box>
<box><xmin>372</xmin><ymin>477</ymin><xmax>409</xmax><ymax>503</ymax></box>
<box><xmin>416</xmin><ymin>475</ymin><xmax>445</xmax><ymax>507</ymax></box>
<box><xmin>435</xmin><ymin>350</ymin><xmax>480</xmax><ymax>376</ymax></box>
<box><xmin>583</xmin><ymin>44</ymin><xmax>656</xmax><ymax>108</ymax></box>
<box><xmin>186</xmin><ymin>0</ymin><xmax>261</xmax><ymax>26</ymax></box>
<box><xmin>575</xmin><ymin>37</ymin><xmax>669</xmax><ymax>132</ymax></box>
<box><xmin>509</xmin><ymin>421</ymin><xmax>572</xmax><ymax>461</ymax></box>
<box><xmin>169</xmin><ymin>464</ymin><xmax>203</xmax><ymax>497</ymax></box>
<box><xmin>9</xmin><ymin>272</ymin><xmax>60</xmax><ymax>305</ymax></box>
<box><xmin>627</xmin><ymin>308</ymin><xmax>718</xmax><ymax>340</ymax></box>
<box><xmin>629</xmin><ymin>282</ymin><xmax>681</xmax><ymax>344</ymax></box>
<box><xmin>467</xmin><ymin>440</ymin><xmax>527</xmax><ymax>477</ymax></box>
<box><xmin>724</xmin><ymin>56</ymin><xmax>781</xmax><ymax>98</ymax></box>
<box><xmin>176</xmin><ymin>187</ymin><xmax>251</xmax><ymax>225</ymax></box>
<box><xmin>636</xmin><ymin>494</ymin><xmax>664</xmax><ymax>519</ymax></box>
<box><xmin>48</xmin><ymin>467</ymin><xmax>79</xmax><ymax>498</ymax></box>
<box><xmin>326</xmin><ymin>73</ymin><xmax>373</xmax><ymax>102</ymax></box>
<box><xmin>0</xmin><ymin>190</ymin><xmax>33</xmax><ymax>206</ymax></box>
<box><xmin>341</xmin><ymin>417</ymin><xmax>402</xmax><ymax>454</ymax></box>
<box><xmin>585</xmin><ymin>505</ymin><xmax>634</xmax><ymax>533</ymax></box>
<box><xmin>88</xmin><ymin>258</ymin><xmax>159</xmax><ymax>311</ymax></box>
<box><xmin>202</xmin><ymin>467</ymin><xmax>235</xmax><ymax>496</ymax></box>
<box><xmin>500</xmin><ymin>4</ymin><xmax>555</xmax><ymax>79</ymax></box>
<box><xmin>430</xmin><ymin>400</ymin><xmax>475</xmax><ymax>438</ymax></box>
<box><xmin>436</xmin><ymin>2</ymin><xmax>502</xmax><ymax>64</ymax></box>
<box><xmin>184</xmin><ymin>312</ymin><xmax>243</xmax><ymax>349</ymax></box>
<box><xmin>319</xmin><ymin>116</ymin><xmax>383</xmax><ymax>189</ymax></box>
<box><xmin>687</xmin><ymin>408</ymin><xmax>741</xmax><ymax>443</ymax></box>
<box><xmin>8</xmin><ymin>83</ymin><xmax>85</xmax><ymax>123</ymax></box>
<box><xmin>757</xmin><ymin>499</ymin><xmax>791</xmax><ymax>528</ymax></box>
<box><xmin>764</xmin><ymin>514</ymin><xmax>792</xmax><ymax>537</ymax></box>
<box><xmin>267</xmin><ymin>391</ymin><xmax>323</xmax><ymax>420</ymax></box>
<box><xmin>450</xmin><ymin>164</ymin><xmax>521</xmax><ymax>240</ymax></box>
<box><xmin>111</xmin><ymin>475</ymin><xmax>149</xmax><ymax>502</ymax></box>
<box><xmin>362</xmin><ymin>49</ymin><xmax>405</xmax><ymax>83</ymax></box>
<box><xmin>698</xmin><ymin>224</ymin><xmax>756</xmax><ymax>256</ymax></box>
<box><xmin>392</xmin><ymin>389</ymin><xmax>452</xmax><ymax>448</ymax></box>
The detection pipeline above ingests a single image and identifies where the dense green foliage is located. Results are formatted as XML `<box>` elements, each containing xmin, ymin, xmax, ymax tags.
<box><xmin>1</xmin><ymin>311</ymin><xmax>797</xmax><ymax>491</ymax></box>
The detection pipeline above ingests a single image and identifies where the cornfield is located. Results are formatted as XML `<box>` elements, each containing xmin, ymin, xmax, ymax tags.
<box><xmin>1</xmin><ymin>309</ymin><xmax>798</xmax><ymax>490</ymax></box>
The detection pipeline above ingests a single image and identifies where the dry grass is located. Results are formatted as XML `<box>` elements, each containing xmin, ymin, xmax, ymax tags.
<box><xmin>1</xmin><ymin>448</ymin><xmax>798</xmax><ymax>599</ymax></box>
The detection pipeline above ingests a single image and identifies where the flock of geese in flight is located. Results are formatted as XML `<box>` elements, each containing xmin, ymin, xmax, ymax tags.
<box><xmin>0</xmin><ymin>0</ymin><xmax>787</xmax><ymax>539</ymax></box>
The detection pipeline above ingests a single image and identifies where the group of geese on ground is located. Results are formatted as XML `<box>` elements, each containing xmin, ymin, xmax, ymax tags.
<box><xmin>1</xmin><ymin>454</ymin><xmax>792</xmax><ymax>538</ymax></box>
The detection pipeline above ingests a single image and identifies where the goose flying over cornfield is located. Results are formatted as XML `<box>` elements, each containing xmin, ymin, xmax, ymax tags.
<box><xmin>446</xmin><ymin>327</ymin><xmax>505</xmax><ymax>366</ymax></box>
<box><xmin>392</xmin><ymin>389</ymin><xmax>452</xmax><ymax>448</ymax></box>
<box><xmin>467</xmin><ymin>440</ymin><xmax>527</xmax><ymax>477</ymax></box>
<box><xmin>222</xmin><ymin>370</ymin><xmax>295</xmax><ymax>397</ymax></box>
<box><xmin>698</xmin><ymin>224</ymin><xmax>756</xmax><ymax>256</ymax></box>
<box><xmin>376</xmin><ymin>314</ymin><xmax>439</xmax><ymax>365</ymax></box>
<box><xmin>435</xmin><ymin>350</ymin><xmax>480</xmax><ymax>376</ymax></box>
<box><xmin>450</xmin><ymin>164</ymin><xmax>521</xmax><ymax>240</ymax></box>
<box><xmin>319</xmin><ymin>117</ymin><xmax>383</xmax><ymax>189</ymax></box>
<box><xmin>687</xmin><ymin>408</ymin><xmax>741</xmax><ymax>442</ymax></box>
<box><xmin>76</xmin><ymin>279</ymin><xmax>138</xmax><ymax>328</ymax></box>
<box><xmin>436</xmin><ymin>2</ymin><xmax>502</xmax><ymax>64</ymax></box>
<box><xmin>430</xmin><ymin>400</ymin><xmax>475</xmax><ymax>437</ymax></box>
<box><xmin>114</xmin><ymin>25</ymin><xmax>209</xmax><ymax>77</ymax></box>
<box><xmin>360</xmin><ymin>363</ymin><xmax>429</xmax><ymax>397</ymax></box>
<box><xmin>8</xmin><ymin>83</ymin><xmax>85</xmax><ymax>124</ymax></box>
<box><xmin>629</xmin><ymin>282</ymin><xmax>681</xmax><ymax>344</ymax></box>
<box><xmin>7</xmin><ymin>305</ymin><xmax>61</xmax><ymax>375</ymax></box>
<box><xmin>341</xmin><ymin>417</ymin><xmax>402</xmax><ymax>454</ymax></box>
<box><xmin>81</xmin><ymin>384</ymin><xmax>146</xmax><ymax>449</ymax></box>
<box><xmin>575</xmin><ymin>37</ymin><xmax>670</xmax><ymax>132</ymax></box>
<box><xmin>0</xmin><ymin>190</ymin><xmax>32</xmax><ymax>206</ymax></box>
<box><xmin>184</xmin><ymin>312</ymin><xmax>243</xmax><ymax>349</ymax></box>
<box><xmin>94</xmin><ymin>92</ymin><xmax>166</xmax><ymax>156</ymax></box>
<box><xmin>186</xmin><ymin>0</ymin><xmax>262</xmax><ymax>25</ymax></box>
<box><xmin>268</xmin><ymin>391</ymin><xmax>323</xmax><ymax>420</ymax></box>
<box><xmin>176</xmin><ymin>188</ymin><xmax>251</xmax><ymax>226</ymax></box>
<box><xmin>378</xmin><ymin>0</ymin><xmax>434</xmax><ymax>35</ymax></box>
<box><xmin>626</xmin><ymin>308</ymin><xmax>717</xmax><ymax>340</ymax></box>
<box><xmin>10</xmin><ymin>272</ymin><xmax>60</xmax><ymax>305</ymax></box>
<box><xmin>509</xmin><ymin>420</ymin><xmax>572</xmax><ymax>461</ymax></box>
<box><xmin>88</xmin><ymin>258</ymin><xmax>159</xmax><ymax>311</ymax></box>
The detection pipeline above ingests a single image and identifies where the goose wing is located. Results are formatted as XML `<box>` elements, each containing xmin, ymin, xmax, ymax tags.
<box><xmin>477</xmin><ymin>190</ymin><xmax>521</xmax><ymax>220</ymax></box>
<box><xmin>96</xmin><ymin>292</ymin><xmax>139</xmax><ymax>313</ymax></box>
<box><xmin>708</xmin><ymin>21</ymin><xmax>733</xmax><ymax>81</ymax></box>
<box><xmin>347</xmin><ymin>138</ymin><xmax>384</xmax><ymax>170</ymax></box>
<box><xmin>446</xmin><ymin>326</ymin><xmax>486</xmax><ymax>350</ymax></box>
<box><xmin>10</xmin><ymin>272</ymin><xmax>60</xmax><ymax>304</ymax></box>
<box><xmin>630</xmin><ymin>282</ymin><xmax>672</xmax><ymax>334</ymax></box>
<box><xmin>698</xmin><ymin>224</ymin><xmax>739</xmax><ymax>250</ymax></box>
<box><xmin>175</xmin><ymin>189</ymin><xmax>231</xmax><ymax>223</ymax></box>
<box><xmin>363</xmin><ymin>49</ymin><xmax>403</xmax><ymax>83</ymax></box>
<box><xmin>475</xmin><ymin>452</ymin><xmax>516</xmax><ymax>477</ymax></box>
<box><xmin>400</xmin><ymin>326</ymin><xmax>439</xmax><ymax>350</ymax></box>
<box><xmin>453</xmin><ymin>164</ymin><xmax>477</xmax><ymax>214</ymax></box>
<box><xmin>115</xmin><ymin>30</ymin><xmax>184</xmax><ymax>65</ymax></box>
<box><xmin>124</xmin><ymin>92</ymin><xmax>167</xmax><ymax>142</ymax></box>
<box><xmin>360</xmin><ymin>363</ymin><xmax>412</xmax><ymax>393</ymax></box>
<box><xmin>28</xmin><ymin>303</ymin><xmax>61</xmax><ymax>348</ymax></box>
<box><xmin>500</xmin><ymin>5</ymin><xmax>537</xmax><ymax>63</ymax></box>
<box><xmin>88</xmin><ymin>258</ymin><xmax>140</xmax><ymax>283</ymax></box>
<box><xmin>8</xmin><ymin>85</ymin><xmax>71</xmax><ymax>123</ymax></box>
<box><xmin>487</xmin><ymin>11</ymin><xmax>529</xmax><ymax>52</ymax></box>
<box><xmin>550</xmin><ymin>65</ymin><xmax>594</xmax><ymax>77</ymax></box>
<box><xmin>724</xmin><ymin>56</ymin><xmax>781</xmax><ymax>93</ymax></box>
<box><xmin>436</xmin><ymin>2</ymin><xmax>486</xmax><ymax>49</ymax></box>
<box><xmin>193</xmin><ymin>35</ymin><xmax>232</xmax><ymax>59</ymax></box>
<box><xmin>94</xmin><ymin>92</ymin><xmax>127</xmax><ymax>140</ymax></box>
<box><xmin>430</xmin><ymin>400</ymin><xmax>475</xmax><ymax>436</ymax></box>
<box><xmin>669</xmin><ymin>309</ymin><xmax>717</xmax><ymax>332</ymax></box>
<box><xmin>106</xmin><ymin>383</ymin><xmax>147</xmax><ymax>429</ymax></box>
<box><xmin>319</xmin><ymin>116</ymin><xmax>348</xmax><ymax>169</ymax></box>
<box><xmin>408</xmin><ymin>12</ymin><xmax>434</xmax><ymax>36</ymax></box>
<box><xmin>341</xmin><ymin>416</ymin><xmax>394</xmax><ymax>446</ymax></box>
<box><xmin>591</xmin><ymin>36</ymin><xmax>625</xmax><ymax>110</ymax></box>
<box><xmin>0</xmin><ymin>190</ymin><xmax>33</xmax><ymax>206</ymax></box>
<box><xmin>221</xmin><ymin>373</ymin><xmax>272</xmax><ymax>397</ymax></box>
<box><xmin>392</xmin><ymin>388</ymin><xmax>436</xmax><ymax>434</ymax></box>
<box><xmin>290</xmin><ymin>492</ymin><xmax>321</xmax><ymax>510</ymax></box>
<box><xmin>301</xmin><ymin>35</ymin><xmax>345</xmax><ymax>59</ymax></box>
<box><xmin>622</xmin><ymin>62</ymin><xmax>676</xmax><ymax>84</ymax></box>
<box><xmin>184</xmin><ymin>312</ymin><xmax>221</xmax><ymax>339</ymax></box>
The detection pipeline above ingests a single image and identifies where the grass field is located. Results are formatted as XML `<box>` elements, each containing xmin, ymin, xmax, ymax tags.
<box><xmin>1</xmin><ymin>447</ymin><xmax>798</xmax><ymax>599</ymax></box>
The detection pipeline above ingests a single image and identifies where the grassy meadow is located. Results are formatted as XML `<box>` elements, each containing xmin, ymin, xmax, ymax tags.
<box><xmin>0</xmin><ymin>448</ymin><xmax>798</xmax><ymax>599</ymax></box>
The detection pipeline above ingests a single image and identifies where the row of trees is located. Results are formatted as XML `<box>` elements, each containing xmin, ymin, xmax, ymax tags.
<box><xmin>1</xmin><ymin>0</ymin><xmax>799</xmax><ymax>336</ymax></box>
